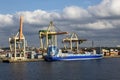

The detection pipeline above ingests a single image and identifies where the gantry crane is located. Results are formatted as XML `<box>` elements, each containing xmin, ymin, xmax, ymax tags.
<box><xmin>39</xmin><ymin>21</ymin><xmax>68</xmax><ymax>51</ymax></box>
<box><xmin>9</xmin><ymin>16</ymin><xmax>26</xmax><ymax>60</ymax></box>
<box><xmin>62</xmin><ymin>32</ymin><xmax>87</xmax><ymax>52</ymax></box>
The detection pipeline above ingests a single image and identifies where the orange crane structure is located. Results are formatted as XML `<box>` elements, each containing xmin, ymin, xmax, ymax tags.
<box><xmin>62</xmin><ymin>32</ymin><xmax>87</xmax><ymax>52</ymax></box>
<box><xmin>39</xmin><ymin>21</ymin><xmax>68</xmax><ymax>50</ymax></box>
<box><xmin>9</xmin><ymin>16</ymin><xmax>26</xmax><ymax>60</ymax></box>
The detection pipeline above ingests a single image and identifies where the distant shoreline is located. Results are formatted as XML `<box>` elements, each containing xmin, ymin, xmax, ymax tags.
<box><xmin>104</xmin><ymin>55</ymin><xmax>120</xmax><ymax>58</ymax></box>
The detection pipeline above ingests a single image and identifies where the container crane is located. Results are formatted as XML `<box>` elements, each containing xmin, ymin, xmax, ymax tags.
<box><xmin>39</xmin><ymin>21</ymin><xmax>68</xmax><ymax>51</ymax></box>
<box><xmin>9</xmin><ymin>16</ymin><xmax>26</xmax><ymax>60</ymax></box>
<box><xmin>62</xmin><ymin>32</ymin><xmax>87</xmax><ymax>52</ymax></box>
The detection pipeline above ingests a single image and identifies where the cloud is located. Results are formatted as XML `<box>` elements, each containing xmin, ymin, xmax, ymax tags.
<box><xmin>0</xmin><ymin>14</ymin><xmax>13</xmax><ymax>27</ymax></box>
<box><xmin>62</xmin><ymin>6</ymin><xmax>91</xmax><ymax>20</ymax></box>
<box><xmin>70</xmin><ymin>20</ymin><xmax>113</xmax><ymax>30</ymax></box>
<box><xmin>88</xmin><ymin>0</ymin><xmax>120</xmax><ymax>17</ymax></box>
<box><xmin>83</xmin><ymin>20</ymin><xmax>113</xmax><ymax>29</ymax></box>
<box><xmin>17</xmin><ymin>10</ymin><xmax>61</xmax><ymax>25</ymax></box>
<box><xmin>0</xmin><ymin>0</ymin><xmax>120</xmax><ymax>47</ymax></box>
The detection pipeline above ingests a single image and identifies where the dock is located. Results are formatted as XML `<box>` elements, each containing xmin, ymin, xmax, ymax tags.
<box><xmin>2</xmin><ymin>58</ymin><xmax>43</xmax><ymax>63</ymax></box>
<box><xmin>103</xmin><ymin>55</ymin><xmax>120</xmax><ymax>58</ymax></box>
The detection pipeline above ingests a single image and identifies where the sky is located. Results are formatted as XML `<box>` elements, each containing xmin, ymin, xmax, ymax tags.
<box><xmin>0</xmin><ymin>0</ymin><xmax>120</xmax><ymax>48</ymax></box>
<box><xmin>0</xmin><ymin>0</ymin><xmax>101</xmax><ymax>13</ymax></box>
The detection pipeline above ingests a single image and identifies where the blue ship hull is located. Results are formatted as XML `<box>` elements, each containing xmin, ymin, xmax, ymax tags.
<box><xmin>44</xmin><ymin>45</ymin><xmax>103</xmax><ymax>61</ymax></box>
<box><xmin>44</xmin><ymin>54</ymin><xmax>103</xmax><ymax>61</ymax></box>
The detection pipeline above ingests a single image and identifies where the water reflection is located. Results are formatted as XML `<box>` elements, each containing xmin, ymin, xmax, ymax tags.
<box><xmin>0</xmin><ymin>59</ymin><xmax>120</xmax><ymax>80</ymax></box>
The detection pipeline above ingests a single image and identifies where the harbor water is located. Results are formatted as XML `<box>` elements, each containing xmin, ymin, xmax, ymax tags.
<box><xmin>0</xmin><ymin>58</ymin><xmax>120</xmax><ymax>80</ymax></box>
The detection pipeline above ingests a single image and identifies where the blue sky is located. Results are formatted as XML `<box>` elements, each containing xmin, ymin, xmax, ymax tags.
<box><xmin>0</xmin><ymin>0</ymin><xmax>101</xmax><ymax>14</ymax></box>
<box><xmin>0</xmin><ymin>0</ymin><xmax>120</xmax><ymax>47</ymax></box>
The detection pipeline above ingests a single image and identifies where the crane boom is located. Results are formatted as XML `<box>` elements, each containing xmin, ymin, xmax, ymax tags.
<box><xmin>19</xmin><ymin>16</ymin><xmax>23</xmax><ymax>40</ymax></box>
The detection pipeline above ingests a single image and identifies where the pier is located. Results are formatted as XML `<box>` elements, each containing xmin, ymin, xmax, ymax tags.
<box><xmin>2</xmin><ymin>58</ymin><xmax>43</xmax><ymax>63</ymax></box>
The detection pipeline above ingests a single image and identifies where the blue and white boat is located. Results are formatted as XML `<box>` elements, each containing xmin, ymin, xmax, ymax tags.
<box><xmin>43</xmin><ymin>45</ymin><xmax>103</xmax><ymax>61</ymax></box>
